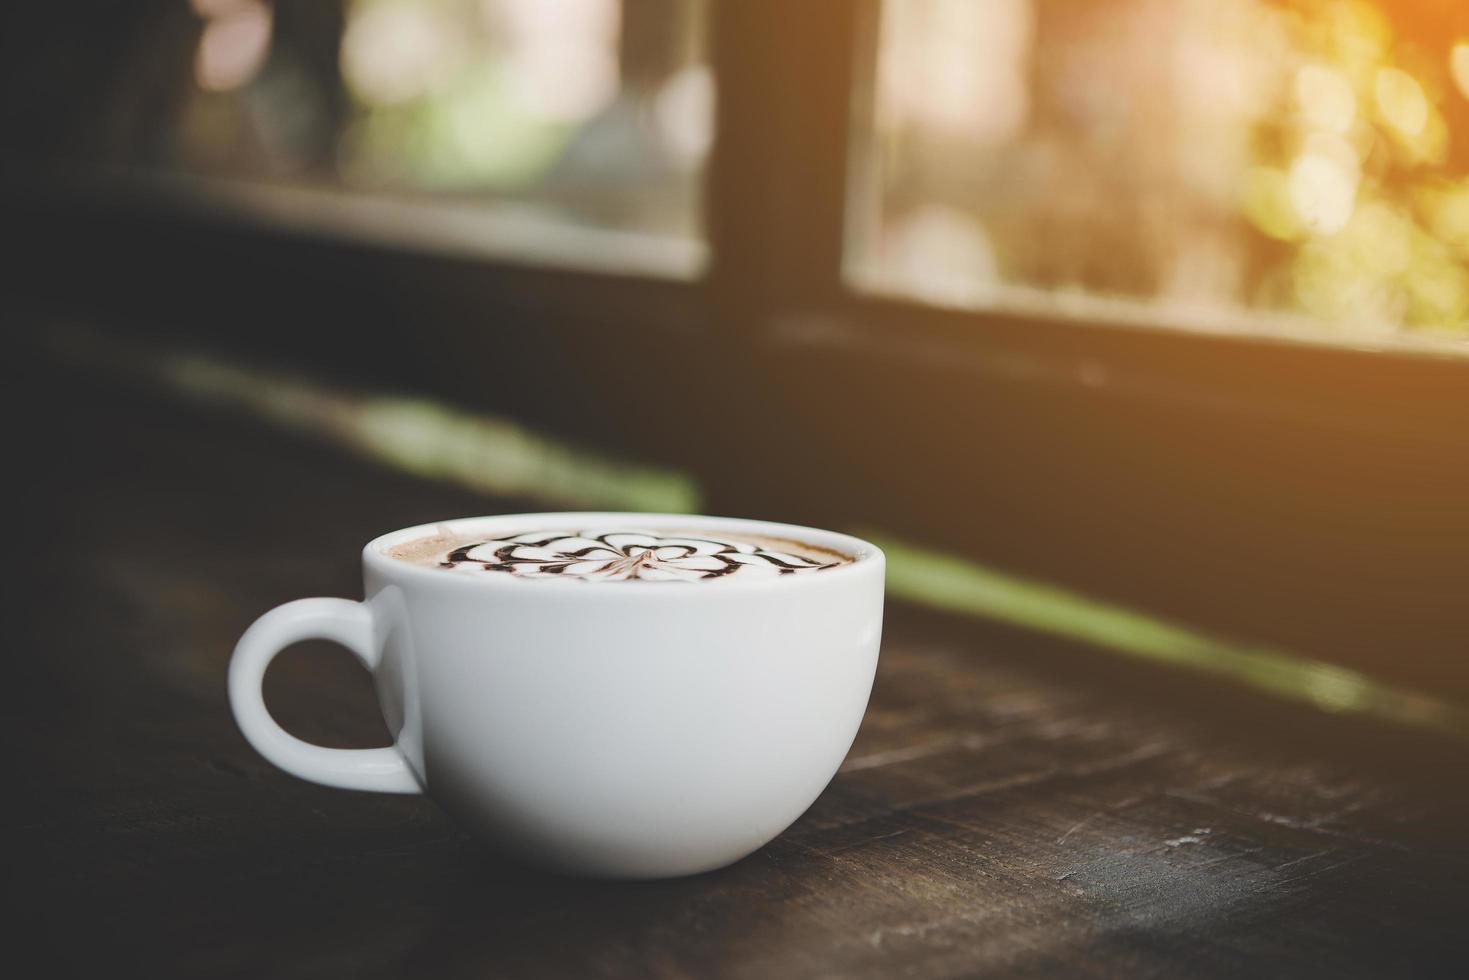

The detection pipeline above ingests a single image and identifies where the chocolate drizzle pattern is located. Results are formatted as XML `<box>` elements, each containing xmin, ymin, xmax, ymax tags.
<box><xmin>437</xmin><ymin>530</ymin><xmax>844</xmax><ymax>582</ymax></box>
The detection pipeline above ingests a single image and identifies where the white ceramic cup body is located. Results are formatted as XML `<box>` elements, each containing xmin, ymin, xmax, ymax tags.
<box><xmin>229</xmin><ymin>513</ymin><xmax>885</xmax><ymax>878</ymax></box>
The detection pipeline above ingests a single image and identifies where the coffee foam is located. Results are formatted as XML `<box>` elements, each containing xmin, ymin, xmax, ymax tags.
<box><xmin>387</xmin><ymin>527</ymin><xmax>852</xmax><ymax>583</ymax></box>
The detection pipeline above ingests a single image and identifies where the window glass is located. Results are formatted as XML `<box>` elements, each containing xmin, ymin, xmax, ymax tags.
<box><xmin>50</xmin><ymin>0</ymin><xmax>713</xmax><ymax>271</ymax></box>
<box><xmin>849</xmin><ymin>0</ymin><xmax>1469</xmax><ymax>349</ymax></box>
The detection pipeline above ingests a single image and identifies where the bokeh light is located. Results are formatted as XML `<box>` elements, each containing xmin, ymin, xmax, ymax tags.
<box><xmin>1289</xmin><ymin>133</ymin><xmax>1359</xmax><ymax>235</ymax></box>
<box><xmin>341</xmin><ymin>2</ymin><xmax>464</xmax><ymax>106</ymax></box>
<box><xmin>1296</xmin><ymin>64</ymin><xmax>1356</xmax><ymax>133</ymax></box>
<box><xmin>1374</xmin><ymin>67</ymin><xmax>1428</xmax><ymax>137</ymax></box>
<box><xmin>877</xmin><ymin>0</ymin><xmax>1032</xmax><ymax>143</ymax></box>
<box><xmin>193</xmin><ymin>0</ymin><xmax>272</xmax><ymax>93</ymax></box>
<box><xmin>496</xmin><ymin>0</ymin><xmax>620</xmax><ymax>123</ymax></box>
<box><xmin>1452</xmin><ymin>42</ymin><xmax>1469</xmax><ymax>102</ymax></box>
<box><xmin>655</xmin><ymin>65</ymin><xmax>715</xmax><ymax>166</ymax></box>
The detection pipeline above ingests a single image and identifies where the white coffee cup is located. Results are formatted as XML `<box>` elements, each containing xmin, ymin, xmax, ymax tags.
<box><xmin>229</xmin><ymin>513</ymin><xmax>885</xmax><ymax>878</ymax></box>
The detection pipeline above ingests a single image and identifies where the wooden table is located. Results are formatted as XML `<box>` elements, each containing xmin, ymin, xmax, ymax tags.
<box><xmin>8</xmin><ymin>368</ymin><xmax>1467</xmax><ymax>978</ymax></box>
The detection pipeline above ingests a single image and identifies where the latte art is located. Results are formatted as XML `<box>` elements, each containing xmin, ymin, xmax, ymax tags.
<box><xmin>427</xmin><ymin>529</ymin><xmax>846</xmax><ymax>582</ymax></box>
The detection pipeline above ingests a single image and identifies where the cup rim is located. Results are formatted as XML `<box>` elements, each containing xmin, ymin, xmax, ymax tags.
<box><xmin>363</xmin><ymin>512</ymin><xmax>884</xmax><ymax>593</ymax></box>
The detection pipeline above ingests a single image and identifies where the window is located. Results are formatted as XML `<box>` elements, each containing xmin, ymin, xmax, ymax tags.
<box><xmin>848</xmin><ymin>0</ymin><xmax>1469</xmax><ymax>352</ymax></box>
<box><xmin>59</xmin><ymin>0</ymin><xmax>713</xmax><ymax>274</ymax></box>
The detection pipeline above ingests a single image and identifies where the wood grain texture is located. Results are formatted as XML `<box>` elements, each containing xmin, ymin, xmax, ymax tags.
<box><xmin>6</xmin><ymin>370</ymin><xmax>1467</xmax><ymax>979</ymax></box>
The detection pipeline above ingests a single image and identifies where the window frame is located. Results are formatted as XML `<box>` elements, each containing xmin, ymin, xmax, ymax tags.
<box><xmin>723</xmin><ymin>0</ymin><xmax>1469</xmax><ymax>407</ymax></box>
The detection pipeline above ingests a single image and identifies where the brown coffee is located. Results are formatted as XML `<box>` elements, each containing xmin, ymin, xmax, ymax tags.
<box><xmin>388</xmin><ymin>527</ymin><xmax>852</xmax><ymax>582</ymax></box>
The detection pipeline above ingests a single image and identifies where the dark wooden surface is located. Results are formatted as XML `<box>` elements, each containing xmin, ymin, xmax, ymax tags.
<box><xmin>7</xmin><ymin>368</ymin><xmax>1469</xmax><ymax>979</ymax></box>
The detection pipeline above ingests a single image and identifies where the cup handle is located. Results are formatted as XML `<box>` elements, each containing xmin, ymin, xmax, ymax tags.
<box><xmin>228</xmin><ymin>597</ymin><xmax>422</xmax><ymax>793</ymax></box>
